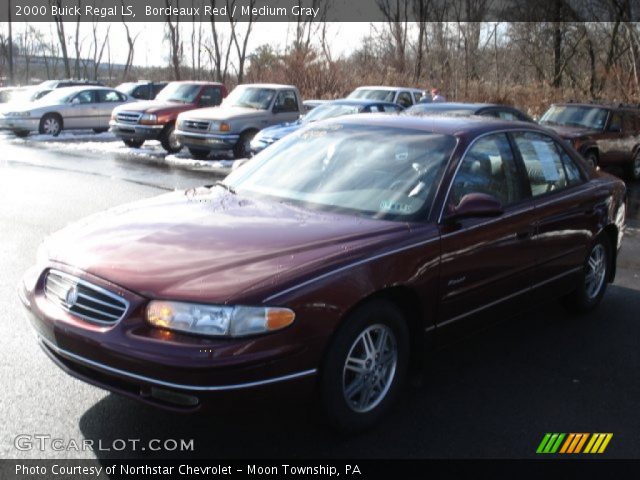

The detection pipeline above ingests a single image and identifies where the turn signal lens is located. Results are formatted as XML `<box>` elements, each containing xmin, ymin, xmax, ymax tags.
<box><xmin>266</xmin><ymin>308</ymin><xmax>296</xmax><ymax>330</ymax></box>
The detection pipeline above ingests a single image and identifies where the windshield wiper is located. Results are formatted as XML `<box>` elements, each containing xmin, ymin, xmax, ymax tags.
<box><xmin>215</xmin><ymin>181</ymin><xmax>236</xmax><ymax>194</ymax></box>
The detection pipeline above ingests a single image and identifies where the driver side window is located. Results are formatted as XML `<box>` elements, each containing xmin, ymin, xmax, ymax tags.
<box><xmin>450</xmin><ymin>133</ymin><xmax>525</xmax><ymax>207</ymax></box>
<box><xmin>273</xmin><ymin>90</ymin><xmax>298</xmax><ymax>113</ymax></box>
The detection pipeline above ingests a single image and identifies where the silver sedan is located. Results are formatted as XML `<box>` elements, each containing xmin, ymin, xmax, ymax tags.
<box><xmin>0</xmin><ymin>86</ymin><xmax>134</xmax><ymax>137</ymax></box>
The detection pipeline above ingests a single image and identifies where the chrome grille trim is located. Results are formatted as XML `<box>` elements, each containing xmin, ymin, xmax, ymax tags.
<box><xmin>116</xmin><ymin>111</ymin><xmax>143</xmax><ymax>124</ymax></box>
<box><xmin>181</xmin><ymin>119</ymin><xmax>210</xmax><ymax>131</ymax></box>
<box><xmin>44</xmin><ymin>270</ymin><xmax>129</xmax><ymax>325</ymax></box>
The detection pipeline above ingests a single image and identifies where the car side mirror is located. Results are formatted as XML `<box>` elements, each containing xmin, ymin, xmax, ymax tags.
<box><xmin>272</xmin><ymin>105</ymin><xmax>283</xmax><ymax>114</ymax></box>
<box><xmin>608</xmin><ymin>125</ymin><xmax>621</xmax><ymax>133</ymax></box>
<box><xmin>447</xmin><ymin>193</ymin><xmax>504</xmax><ymax>220</ymax></box>
<box><xmin>71</xmin><ymin>97</ymin><xmax>80</xmax><ymax>104</ymax></box>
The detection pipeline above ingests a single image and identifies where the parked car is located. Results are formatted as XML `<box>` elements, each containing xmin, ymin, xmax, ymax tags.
<box><xmin>0</xmin><ymin>86</ymin><xmax>132</xmax><ymax>137</ymax></box>
<box><xmin>109</xmin><ymin>81</ymin><xmax>227</xmax><ymax>152</ymax></box>
<box><xmin>303</xmin><ymin>99</ymin><xmax>329</xmax><ymax>112</ymax></box>
<box><xmin>540</xmin><ymin>102</ymin><xmax>640</xmax><ymax>180</ymax></box>
<box><xmin>406</xmin><ymin>102</ymin><xmax>534</xmax><ymax>122</ymax></box>
<box><xmin>176</xmin><ymin>83</ymin><xmax>304</xmax><ymax>159</ymax></box>
<box><xmin>20</xmin><ymin>115</ymin><xmax>625</xmax><ymax>432</ymax></box>
<box><xmin>24</xmin><ymin>79</ymin><xmax>105</xmax><ymax>103</ymax></box>
<box><xmin>0</xmin><ymin>86</ymin><xmax>27</xmax><ymax>103</ymax></box>
<box><xmin>250</xmin><ymin>99</ymin><xmax>404</xmax><ymax>154</ymax></box>
<box><xmin>348</xmin><ymin>86</ymin><xmax>424</xmax><ymax>108</ymax></box>
<box><xmin>116</xmin><ymin>81</ymin><xmax>168</xmax><ymax>100</ymax></box>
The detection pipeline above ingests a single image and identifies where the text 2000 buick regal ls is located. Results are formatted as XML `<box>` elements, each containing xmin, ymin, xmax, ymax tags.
<box><xmin>19</xmin><ymin>115</ymin><xmax>626</xmax><ymax>432</ymax></box>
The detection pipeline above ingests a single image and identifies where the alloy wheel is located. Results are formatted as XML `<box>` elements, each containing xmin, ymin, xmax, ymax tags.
<box><xmin>585</xmin><ymin>244</ymin><xmax>606</xmax><ymax>300</ymax></box>
<box><xmin>43</xmin><ymin>117</ymin><xmax>60</xmax><ymax>135</ymax></box>
<box><xmin>342</xmin><ymin>324</ymin><xmax>398</xmax><ymax>413</ymax></box>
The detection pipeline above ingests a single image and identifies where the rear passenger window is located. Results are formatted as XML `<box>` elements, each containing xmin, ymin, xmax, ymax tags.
<box><xmin>513</xmin><ymin>132</ymin><xmax>568</xmax><ymax>196</ymax></box>
<box><xmin>558</xmin><ymin>148</ymin><xmax>583</xmax><ymax>185</ymax></box>
<box><xmin>413</xmin><ymin>92</ymin><xmax>422</xmax><ymax>103</ymax></box>
<box><xmin>450</xmin><ymin>133</ymin><xmax>525</xmax><ymax>207</ymax></box>
<box><xmin>199</xmin><ymin>86</ymin><xmax>222</xmax><ymax>106</ymax></box>
<box><xmin>396</xmin><ymin>92</ymin><xmax>413</xmax><ymax>108</ymax></box>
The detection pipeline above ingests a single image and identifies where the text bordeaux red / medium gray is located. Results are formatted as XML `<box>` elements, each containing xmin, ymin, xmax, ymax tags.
<box><xmin>19</xmin><ymin>115</ymin><xmax>626</xmax><ymax>432</ymax></box>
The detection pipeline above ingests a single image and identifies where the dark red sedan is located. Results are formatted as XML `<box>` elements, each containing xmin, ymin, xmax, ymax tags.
<box><xmin>19</xmin><ymin>115</ymin><xmax>626</xmax><ymax>432</ymax></box>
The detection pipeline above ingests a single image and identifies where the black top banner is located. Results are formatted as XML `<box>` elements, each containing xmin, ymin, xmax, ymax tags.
<box><xmin>1</xmin><ymin>0</ymin><xmax>639</xmax><ymax>23</ymax></box>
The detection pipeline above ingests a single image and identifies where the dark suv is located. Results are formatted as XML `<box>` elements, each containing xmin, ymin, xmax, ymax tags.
<box><xmin>540</xmin><ymin>103</ymin><xmax>640</xmax><ymax>180</ymax></box>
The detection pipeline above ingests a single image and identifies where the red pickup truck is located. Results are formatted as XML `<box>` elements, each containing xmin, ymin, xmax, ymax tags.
<box><xmin>109</xmin><ymin>81</ymin><xmax>227</xmax><ymax>153</ymax></box>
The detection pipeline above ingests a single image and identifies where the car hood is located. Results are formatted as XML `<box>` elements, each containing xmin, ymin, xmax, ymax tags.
<box><xmin>543</xmin><ymin>124</ymin><xmax>600</xmax><ymax>139</ymax></box>
<box><xmin>180</xmin><ymin>106</ymin><xmax>268</xmax><ymax>121</ymax></box>
<box><xmin>43</xmin><ymin>187</ymin><xmax>408</xmax><ymax>303</ymax></box>
<box><xmin>115</xmin><ymin>100</ymin><xmax>196</xmax><ymax>115</ymax></box>
<box><xmin>257</xmin><ymin>121</ymin><xmax>302</xmax><ymax>140</ymax></box>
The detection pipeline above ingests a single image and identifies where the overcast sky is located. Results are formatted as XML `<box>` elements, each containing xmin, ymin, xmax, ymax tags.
<box><xmin>15</xmin><ymin>21</ymin><xmax>375</xmax><ymax>67</ymax></box>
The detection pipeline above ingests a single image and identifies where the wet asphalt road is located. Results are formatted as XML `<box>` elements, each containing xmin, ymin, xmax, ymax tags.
<box><xmin>1</xmin><ymin>133</ymin><xmax>640</xmax><ymax>460</ymax></box>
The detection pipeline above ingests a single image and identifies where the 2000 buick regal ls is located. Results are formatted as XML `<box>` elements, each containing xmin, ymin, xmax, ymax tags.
<box><xmin>19</xmin><ymin>115</ymin><xmax>626</xmax><ymax>432</ymax></box>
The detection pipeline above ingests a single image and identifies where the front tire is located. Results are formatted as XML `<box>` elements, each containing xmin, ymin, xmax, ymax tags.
<box><xmin>123</xmin><ymin>139</ymin><xmax>144</xmax><ymax>148</ymax></box>
<box><xmin>584</xmin><ymin>150</ymin><xmax>598</xmax><ymax>169</ymax></box>
<box><xmin>320</xmin><ymin>299</ymin><xmax>409</xmax><ymax>433</ymax></box>
<box><xmin>233</xmin><ymin>130</ymin><xmax>257</xmax><ymax>159</ymax></box>
<box><xmin>39</xmin><ymin>114</ymin><xmax>62</xmax><ymax>136</ymax></box>
<box><xmin>13</xmin><ymin>130</ymin><xmax>29</xmax><ymax>138</ymax></box>
<box><xmin>93</xmin><ymin>128</ymin><xmax>108</xmax><ymax>134</ymax></box>
<box><xmin>625</xmin><ymin>150</ymin><xmax>640</xmax><ymax>181</ymax></box>
<box><xmin>188</xmin><ymin>148</ymin><xmax>210</xmax><ymax>159</ymax></box>
<box><xmin>563</xmin><ymin>236</ymin><xmax>611</xmax><ymax>313</ymax></box>
<box><xmin>160</xmin><ymin>123</ymin><xmax>182</xmax><ymax>153</ymax></box>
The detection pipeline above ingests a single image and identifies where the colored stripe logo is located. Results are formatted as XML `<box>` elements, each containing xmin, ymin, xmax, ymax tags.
<box><xmin>536</xmin><ymin>433</ymin><xmax>613</xmax><ymax>454</ymax></box>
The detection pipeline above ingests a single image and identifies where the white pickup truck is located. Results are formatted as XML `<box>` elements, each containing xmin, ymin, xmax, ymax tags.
<box><xmin>175</xmin><ymin>83</ymin><xmax>304</xmax><ymax>159</ymax></box>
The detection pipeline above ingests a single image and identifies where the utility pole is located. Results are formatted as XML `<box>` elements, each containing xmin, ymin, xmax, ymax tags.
<box><xmin>8</xmin><ymin>0</ymin><xmax>14</xmax><ymax>85</ymax></box>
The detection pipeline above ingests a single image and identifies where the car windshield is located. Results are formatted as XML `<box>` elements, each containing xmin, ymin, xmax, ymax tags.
<box><xmin>155</xmin><ymin>83</ymin><xmax>200</xmax><ymax>103</ymax></box>
<box><xmin>540</xmin><ymin>105</ymin><xmax>608</xmax><ymax>130</ymax></box>
<box><xmin>223</xmin><ymin>86</ymin><xmax>276</xmax><ymax>110</ymax></box>
<box><xmin>348</xmin><ymin>89</ymin><xmax>395</xmax><ymax>102</ymax></box>
<box><xmin>34</xmin><ymin>89</ymin><xmax>76</xmax><ymax>104</ymax></box>
<box><xmin>302</xmin><ymin>104</ymin><xmax>361</xmax><ymax>124</ymax></box>
<box><xmin>224</xmin><ymin>123</ymin><xmax>457</xmax><ymax>219</ymax></box>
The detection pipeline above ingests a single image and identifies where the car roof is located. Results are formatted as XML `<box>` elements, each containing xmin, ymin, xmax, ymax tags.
<box><xmin>236</xmin><ymin>83</ymin><xmax>297</xmax><ymax>89</ymax></box>
<box><xmin>168</xmin><ymin>81</ymin><xmax>224</xmax><ymax>86</ymax></box>
<box><xmin>324</xmin><ymin>99</ymin><xmax>400</xmax><ymax>107</ymax></box>
<box><xmin>354</xmin><ymin>86</ymin><xmax>423</xmax><ymax>92</ymax></box>
<box><xmin>411</xmin><ymin>102</ymin><xmax>498</xmax><ymax>111</ymax></box>
<box><xmin>52</xmin><ymin>85</ymin><xmax>114</xmax><ymax>94</ymax></box>
<box><xmin>324</xmin><ymin>112</ymin><xmax>543</xmax><ymax>137</ymax></box>
<box><xmin>551</xmin><ymin>102</ymin><xmax>613</xmax><ymax>109</ymax></box>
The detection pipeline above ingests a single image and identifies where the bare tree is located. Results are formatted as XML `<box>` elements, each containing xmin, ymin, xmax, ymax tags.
<box><xmin>165</xmin><ymin>0</ymin><xmax>183</xmax><ymax>80</ymax></box>
<box><xmin>51</xmin><ymin>0</ymin><xmax>72</xmax><ymax>78</ymax></box>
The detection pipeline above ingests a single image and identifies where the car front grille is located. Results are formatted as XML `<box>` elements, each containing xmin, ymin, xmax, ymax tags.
<box><xmin>44</xmin><ymin>270</ymin><xmax>128</xmax><ymax>325</ymax></box>
<box><xmin>181</xmin><ymin>119</ymin><xmax>210</xmax><ymax>131</ymax></box>
<box><xmin>116</xmin><ymin>111</ymin><xmax>142</xmax><ymax>124</ymax></box>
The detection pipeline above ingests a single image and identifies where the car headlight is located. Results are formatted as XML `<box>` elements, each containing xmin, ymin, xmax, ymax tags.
<box><xmin>7</xmin><ymin>111</ymin><xmax>30</xmax><ymax>117</ymax></box>
<box><xmin>139</xmin><ymin>113</ymin><xmax>158</xmax><ymax>125</ymax></box>
<box><xmin>147</xmin><ymin>301</ymin><xmax>295</xmax><ymax>337</ymax></box>
<box><xmin>209</xmin><ymin>121</ymin><xmax>230</xmax><ymax>132</ymax></box>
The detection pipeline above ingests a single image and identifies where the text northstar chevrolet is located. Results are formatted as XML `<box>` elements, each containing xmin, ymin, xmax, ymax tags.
<box><xmin>19</xmin><ymin>115</ymin><xmax>626</xmax><ymax>431</ymax></box>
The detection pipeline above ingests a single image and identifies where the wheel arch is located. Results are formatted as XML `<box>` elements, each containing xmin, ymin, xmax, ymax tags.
<box><xmin>42</xmin><ymin>111</ymin><xmax>64</xmax><ymax>129</ymax></box>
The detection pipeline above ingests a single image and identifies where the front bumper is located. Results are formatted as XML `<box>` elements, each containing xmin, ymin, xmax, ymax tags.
<box><xmin>175</xmin><ymin>129</ymin><xmax>240</xmax><ymax>151</ymax></box>
<box><xmin>0</xmin><ymin>116</ymin><xmax>39</xmax><ymax>132</ymax></box>
<box><xmin>109</xmin><ymin>121</ymin><xmax>164</xmax><ymax>141</ymax></box>
<box><xmin>19</xmin><ymin>265</ymin><xmax>318</xmax><ymax>411</ymax></box>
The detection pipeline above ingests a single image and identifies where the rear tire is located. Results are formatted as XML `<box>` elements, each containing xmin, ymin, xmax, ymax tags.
<box><xmin>13</xmin><ymin>130</ymin><xmax>29</xmax><ymax>138</ymax></box>
<box><xmin>563</xmin><ymin>236</ymin><xmax>611</xmax><ymax>313</ymax></box>
<box><xmin>188</xmin><ymin>148</ymin><xmax>210</xmax><ymax>160</ymax></box>
<box><xmin>39</xmin><ymin>113</ymin><xmax>62</xmax><ymax>136</ymax></box>
<box><xmin>233</xmin><ymin>130</ymin><xmax>257</xmax><ymax>159</ymax></box>
<box><xmin>123</xmin><ymin>139</ymin><xmax>144</xmax><ymax>148</ymax></box>
<box><xmin>160</xmin><ymin>123</ymin><xmax>182</xmax><ymax>153</ymax></box>
<box><xmin>320</xmin><ymin>299</ymin><xmax>409</xmax><ymax>434</ymax></box>
<box><xmin>93</xmin><ymin>128</ymin><xmax>108</xmax><ymax>134</ymax></box>
<box><xmin>584</xmin><ymin>150</ymin><xmax>598</xmax><ymax>169</ymax></box>
<box><xmin>625</xmin><ymin>150</ymin><xmax>640</xmax><ymax>181</ymax></box>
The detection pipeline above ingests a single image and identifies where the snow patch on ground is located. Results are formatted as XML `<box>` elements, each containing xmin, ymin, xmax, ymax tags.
<box><xmin>0</xmin><ymin>129</ymin><xmax>241</xmax><ymax>173</ymax></box>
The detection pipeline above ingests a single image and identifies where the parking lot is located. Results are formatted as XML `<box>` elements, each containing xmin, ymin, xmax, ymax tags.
<box><xmin>1</xmin><ymin>129</ymin><xmax>640</xmax><ymax>460</ymax></box>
